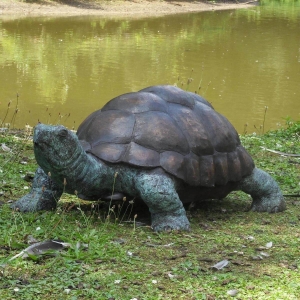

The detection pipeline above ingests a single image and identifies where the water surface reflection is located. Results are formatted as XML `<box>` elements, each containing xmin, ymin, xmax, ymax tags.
<box><xmin>0</xmin><ymin>3</ymin><xmax>299</xmax><ymax>132</ymax></box>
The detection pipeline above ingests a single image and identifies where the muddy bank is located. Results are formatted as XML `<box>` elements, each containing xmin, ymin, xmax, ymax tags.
<box><xmin>0</xmin><ymin>0</ymin><xmax>258</xmax><ymax>19</ymax></box>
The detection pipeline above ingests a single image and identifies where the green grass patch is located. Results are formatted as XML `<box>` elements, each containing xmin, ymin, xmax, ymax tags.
<box><xmin>0</xmin><ymin>119</ymin><xmax>299</xmax><ymax>299</ymax></box>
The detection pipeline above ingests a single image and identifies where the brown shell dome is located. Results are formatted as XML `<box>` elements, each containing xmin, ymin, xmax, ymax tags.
<box><xmin>77</xmin><ymin>85</ymin><xmax>254</xmax><ymax>186</ymax></box>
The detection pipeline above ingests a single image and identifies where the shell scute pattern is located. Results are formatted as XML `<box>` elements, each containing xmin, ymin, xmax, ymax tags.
<box><xmin>77</xmin><ymin>85</ymin><xmax>254</xmax><ymax>186</ymax></box>
<box><xmin>133</xmin><ymin>111</ymin><xmax>189</xmax><ymax>154</ymax></box>
<box><xmin>102</xmin><ymin>91</ymin><xmax>168</xmax><ymax>114</ymax></box>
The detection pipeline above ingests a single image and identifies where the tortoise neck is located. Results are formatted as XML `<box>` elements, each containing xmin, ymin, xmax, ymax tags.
<box><xmin>62</xmin><ymin>149</ymin><xmax>116</xmax><ymax>196</ymax></box>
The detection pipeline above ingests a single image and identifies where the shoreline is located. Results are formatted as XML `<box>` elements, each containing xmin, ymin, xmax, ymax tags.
<box><xmin>0</xmin><ymin>0</ymin><xmax>258</xmax><ymax>19</ymax></box>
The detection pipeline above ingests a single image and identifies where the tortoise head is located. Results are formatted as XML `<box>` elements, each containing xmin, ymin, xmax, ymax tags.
<box><xmin>33</xmin><ymin>124</ymin><xmax>83</xmax><ymax>174</ymax></box>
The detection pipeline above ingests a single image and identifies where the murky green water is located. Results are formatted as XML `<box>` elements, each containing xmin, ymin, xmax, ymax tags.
<box><xmin>0</xmin><ymin>2</ymin><xmax>299</xmax><ymax>133</ymax></box>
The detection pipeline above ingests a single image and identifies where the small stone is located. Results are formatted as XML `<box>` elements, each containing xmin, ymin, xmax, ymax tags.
<box><xmin>198</xmin><ymin>257</ymin><xmax>213</xmax><ymax>262</ymax></box>
<box><xmin>222</xmin><ymin>279</ymin><xmax>231</xmax><ymax>285</ymax></box>
<box><xmin>151</xmin><ymin>271</ymin><xmax>163</xmax><ymax>276</ymax></box>
<box><xmin>231</xmin><ymin>260</ymin><xmax>244</xmax><ymax>266</ymax></box>
<box><xmin>112</xmin><ymin>238</ymin><xmax>126</xmax><ymax>244</ymax></box>
<box><xmin>167</xmin><ymin>273</ymin><xmax>175</xmax><ymax>278</ymax></box>
<box><xmin>251</xmin><ymin>255</ymin><xmax>263</xmax><ymax>260</ymax></box>
<box><xmin>227</xmin><ymin>289</ymin><xmax>238</xmax><ymax>296</ymax></box>
<box><xmin>262</xmin><ymin>219</ymin><xmax>271</xmax><ymax>225</ymax></box>
<box><xmin>265</xmin><ymin>242</ymin><xmax>273</xmax><ymax>248</ymax></box>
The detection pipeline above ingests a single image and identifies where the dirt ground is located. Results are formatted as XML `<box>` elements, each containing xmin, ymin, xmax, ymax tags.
<box><xmin>0</xmin><ymin>0</ymin><xmax>258</xmax><ymax>18</ymax></box>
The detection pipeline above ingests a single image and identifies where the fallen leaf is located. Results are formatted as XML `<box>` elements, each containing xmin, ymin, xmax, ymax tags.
<box><xmin>7</xmin><ymin>240</ymin><xmax>70</xmax><ymax>262</ymax></box>
<box><xmin>255</xmin><ymin>246</ymin><xmax>267</xmax><ymax>251</ymax></box>
<box><xmin>250</xmin><ymin>255</ymin><xmax>263</xmax><ymax>260</ymax></box>
<box><xmin>1</xmin><ymin>143</ymin><xmax>11</xmax><ymax>152</ymax></box>
<box><xmin>211</xmin><ymin>259</ymin><xmax>229</xmax><ymax>270</ymax></box>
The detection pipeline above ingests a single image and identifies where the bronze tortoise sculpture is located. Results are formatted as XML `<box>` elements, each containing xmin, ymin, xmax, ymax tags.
<box><xmin>12</xmin><ymin>85</ymin><xmax>285</xmax><ymax>231</ymax></box>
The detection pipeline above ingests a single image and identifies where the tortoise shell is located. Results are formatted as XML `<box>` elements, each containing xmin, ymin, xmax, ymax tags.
<box><xmin>77</xmin><ymin>85</ymin><xmax>254</xmax><ymax>186</ymax></box>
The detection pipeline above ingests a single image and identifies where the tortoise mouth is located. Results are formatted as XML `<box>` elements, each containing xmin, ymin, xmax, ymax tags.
<box><xmin>33</xmin><ymin>124</ymin><xmax>46</xmax><ymax>145</ymax></box>
<box><xmin>33</xmin><ymin>135</ymin><xmax>50</xmax><ymax>152</ymax></box>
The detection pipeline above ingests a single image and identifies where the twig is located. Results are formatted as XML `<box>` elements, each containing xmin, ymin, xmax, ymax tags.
<box><xmin>260</xmin><ymin>147</ymin><xmax>300</xmax><ymax>157</ymax></box>
<box><xmin>245</xmin><ymin>0</ymin><xmax>258</xmax><ymax>4</ymax></box>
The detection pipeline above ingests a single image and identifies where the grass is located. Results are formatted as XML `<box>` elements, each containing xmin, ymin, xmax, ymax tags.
<box><xmin>0</xmin><ymin>118</ymin><xmax>299</xmax><ymax>299</ymax></box>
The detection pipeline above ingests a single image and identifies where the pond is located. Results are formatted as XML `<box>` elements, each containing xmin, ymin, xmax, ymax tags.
<box><xmin>0</xmin><ymin>1</ymin><xmax>299</xmax><ymax>133</ymax></box>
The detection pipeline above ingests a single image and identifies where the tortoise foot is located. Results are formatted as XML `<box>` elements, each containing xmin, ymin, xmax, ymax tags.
<box><xmin>151</xmin><ymin>208</ymin><xmax>190</xmax><ymax>232</ymax></box>
<box><xmin>11</xmin><ymin>167</ymin><xmax>62</xmax><ymax>212</ymax></box>
<box><xmin>238</xmin><ymin>168</ymin><xmax>286</xmax><ymax>213</ymax></box>
<box><xmin>250</xmin><ymin>194</ymin><xmax>286</xmax><ymax>213</ymax></box>
<box><xmin>11</xmin><ymin>191</ymin><xmax>58</xmax><ymax>212</ymax></box>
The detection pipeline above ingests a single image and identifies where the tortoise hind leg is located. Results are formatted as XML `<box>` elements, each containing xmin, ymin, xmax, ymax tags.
<box><xmin>135</xmin><ymin>172</ymin><xmax>190</xmax><ymax>232</ymax></box>
<box><xmin>237</xmin><ymin>167</ymin><xmax>286</xmax><ymax>213</ymax></box>
<box><xmin>11</xmin><ymin>167</ymin><xmax>63</xmax><ymax>212</ymax></box>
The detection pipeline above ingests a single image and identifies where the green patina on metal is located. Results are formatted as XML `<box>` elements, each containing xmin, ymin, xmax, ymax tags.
<box><xmin>11</xmin><ymin>86</ymin><xmax>285</xmax><ymax>231</ymax></box>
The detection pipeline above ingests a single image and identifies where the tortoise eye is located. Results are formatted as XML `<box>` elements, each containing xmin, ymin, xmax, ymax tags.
<box><xmin>58</xmin><ymin>129</ymin><xmax>68</xmax><ymax>137</ymax></box>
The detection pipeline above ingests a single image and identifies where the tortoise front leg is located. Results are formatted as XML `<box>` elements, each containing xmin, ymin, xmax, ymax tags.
<box><xmin>11</xmin><ymin>167</ymin><xmax>63</xmax><ymax>212</ymax></box>
<box><xmin>237</xmin><ymin>168</ymin><xmax>286</xmax><ymax>213</ymax></box>
<box><xmin>135</xmin><ymin>173</ymin><xmax>190</xmax><ymax>232</ymax></box>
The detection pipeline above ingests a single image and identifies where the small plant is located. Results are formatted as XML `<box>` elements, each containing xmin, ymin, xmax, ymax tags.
<box><xmin>185</xmin><ymin>68</ymin><xmax>194</xmax><ymax>91</ymax></box>
<box><xmin>262</xmin><ymin>105</ymin><xmax>268</xmax><ymax>134</ymax></box>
